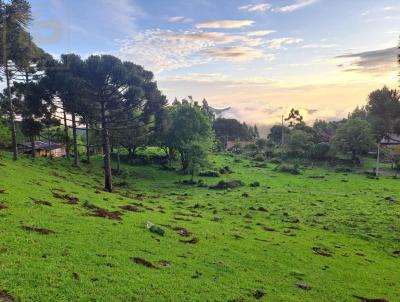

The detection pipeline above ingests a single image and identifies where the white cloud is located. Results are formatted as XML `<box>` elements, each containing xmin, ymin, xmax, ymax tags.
<box><xmin>383</xmin><ymin>6</ymin><xmax>400</xmax><ymax>11</ymax></box>
<box><xmin>273</xmin><ymin>0</ymin><xmax>318</xmax><ymax>13</ymax></box>
<box><xmin>335</xmin><ymin>47</ymin><xmax>398</xmax><ymax>75</ymax></box>
<box><xmin>117</xmin><ymin>29</ymin><xmax>274</xmax><ymax>72</ymax></box>
<box><xmin>168</xmin><ymin>16</ymin><xmax>193</xmax><ymax>23</ymax></box>
<box><xmin>302</xmin><ymin>43</ymin><xmax>337</xmax><ymax>49</ymax></box>
<box><xmin>196</xmin><ymin>20</ymin><xmax>255</xmax><ymax>29</ymax></box>
<box><xmin>239</xmin><ymin>3</ymin><xmax>271</xmax><ymax>12</ymax></box>
<box><xmin>246</xmin><ymin>30</ymin><xmax>276</xmax><ymax>37</ymax></box>
<box><xmin>99</xmin><ymin>0</ymin><xmax>143</xmax><ymax>34</ymax></box>
<box><xmin>203</xmin><ymin>47</ymin><xmax>274</xmax><ymax>61</ymax></box>
<box><xmin>268</xmin><ymin>37</ymin><xmax>303</xmax><ymax>49</ymax></box>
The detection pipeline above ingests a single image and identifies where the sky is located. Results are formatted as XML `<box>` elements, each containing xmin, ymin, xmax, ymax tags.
<box><xmin>29</xmin><ymin>0</ymin><xmax>400</xmax><ymax>128</ymax></box>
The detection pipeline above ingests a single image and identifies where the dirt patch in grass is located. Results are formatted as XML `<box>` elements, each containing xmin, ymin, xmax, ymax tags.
<box><xmin>158</xmin><ymin>260</ymin><xmax>172</xmax><ymax>267</ymax></box>
<box><xmin>31</xmin><ymin>198</ymin><xmax>52</xmax><ymax>207</ymax></box>
<box><xmin>296</xmin><ymin>284</ymin><xmax>312</xmax><ymax>291</ymax></box>
<box><xmin>261</xmin><ymin>226</ymin><xmax>276</xmax><ymax>232</ymax></box>
<box><xmin>133</xmin><ymin>257</ymin><xmax>157</xmax><ymax>268</ymax></box>
<box><xmin>179</xmin><ymin>237</ymin><xmax>199</xmax><ymax>244</ymax></box>
<box><xmin>0</xmin><ymin>203</ymin><xmax>8</xmax><ymax>210</ymax></box>
<box><xmin>353</xmin><ymin>296</ymin><xmax>390</xmax><ymax>302</ymax></box>
<box><xmin>66</xmin><ymin>197</ymin><xmax>79</xmax><ymax>205</ymax></box>
<box><xmin>120</xmin><ymin>205</ymin><xmax>142</xmax><ymax>212</ymax></box>
<box><xmin>0</xmin><ymin>290</ymin><xmax>16</xmax><ymax>302</ymax></box>
<box><xmin>22</xmin><ymin>226</ymin><xmax>54</xmax><ymax>235</ymax></box>
<box><xmin>85</xmin><ymin>208</ymin><xmax>123</xmax><ymax>221</ymax></box>
<box><xmin>313</xmin><ymin>247</ymin><xmax>333</xmax><ymax>257</ymax></box>
<box><xmin>174</xmin><ymin>227</ymin><xmax>192</xmax><ymax>237</ymax></box>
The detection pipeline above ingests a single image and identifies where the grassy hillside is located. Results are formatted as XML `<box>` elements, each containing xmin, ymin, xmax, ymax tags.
<box><xmin>0</xmin><ymin>151</ymin><xmax>399</xmax><ymax>302</ymax></box>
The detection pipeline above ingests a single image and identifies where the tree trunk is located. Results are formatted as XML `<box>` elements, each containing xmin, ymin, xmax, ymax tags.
<box><xmin>85</xmin><ymin>122</ymin><xmax>90</xmax><ymax>163</ymax></box>
<box><xmin>352</xmin><ymin>150</ymin><xmax>357</xmax><ymax>162</ymax></box>
<box><xmin>180</xmin><ymin>151</ymin><xmax>189</xmax><ymax>172</ymax></box>
<box><xmin>71</xmin><ymin>112</ymin><xmax>79</xmax><ymax>166</ymax></box>
<box><xmin>101</xmin><ymin>102</ymin><xmax>113</xmax><ymax>192</ymax></box>
<box><xmin>31</xmin><ymin>136</ymin><xmax>36</xmax><ymax>157</ymax></box>
<box><xmin>5</xmin><ymin>63</ymin><xmax>17</xmax><ymax>161</ymax></box>
<box><xmin>63</xmin><ymin>106</ymin><xmax>70</xmax><ymax>160</ymax></box>
<box><xmin>116</xmin><ymin>145</ymin><xmax>121</xmax><ymax>174</ymax></box>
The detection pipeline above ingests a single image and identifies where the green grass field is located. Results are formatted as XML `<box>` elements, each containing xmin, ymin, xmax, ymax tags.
<box><xmin>0</xmin><ymin>151</ymin><xmax>399</xmax><ymax>302</ymax></box>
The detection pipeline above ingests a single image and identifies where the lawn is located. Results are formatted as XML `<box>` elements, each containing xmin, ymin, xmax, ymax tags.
<box><xmin>0</xmin><ymin>151</ymin><xmax>399</xmax><ymax>302</ymax></box>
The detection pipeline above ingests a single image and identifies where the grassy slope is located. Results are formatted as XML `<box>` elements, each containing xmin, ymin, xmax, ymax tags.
<box><xmin>0</xmin><ymin>152</ymin><xmax>399</xmax><ymax>302</ymax></box>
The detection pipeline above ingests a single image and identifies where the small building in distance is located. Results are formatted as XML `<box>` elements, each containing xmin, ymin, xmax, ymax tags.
<box><xmin>18</xmin><ymin>140</ymin><xmax>66</xmax><ymax>158</ymax></box>
<box><xmin>380</xmin><ymin>134</ymin><xmax>400</xmax><ymax>147</ymax></box>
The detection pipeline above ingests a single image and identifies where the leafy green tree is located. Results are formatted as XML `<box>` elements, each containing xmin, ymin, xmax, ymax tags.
<box><xmin>268</xmin><ymin>125</ymin><xmax>289</xmax><ymax>145</ymax></box>
<box><xmin>83</xmin><ymin>55</ymin><xmax>164</xmax><ymax>192</ymax></box>
<box><xmin>332</xmin><ymin>118</ymin><xmax>375</xmax><ymax>162</ymax></box>
<box><xmin>366</xmin><ymin>87</ymin><xmax>400</xmax><ymax>139</ymax></box>
<box><xmin>309</xmin><ymin>142</ymin><xmax>331</xmax><ymax>160</ymax></box>
<box><xmin>312</xmin><ymin>120</ymin><xmax>340</xmax><ymax>143</ymax></box>
<box><xmin>285</xmin><ymin>108</ymin><xmax>303</xmax><ymax>128</ymax></box>
<box><xmin>213</xmin><ymin>118</ymin><xmax>255</xmax><ymax>147</ymax></box>
<box><xmin>286</xmin><ymin>130</ymin><xmax>313</xmax><ymax>157</ymax></box>
<box><xmin>0</xmin><ymin>0</ymin><xmax>33</xmax><ymax>160</ymax></box>
<box><xmin>164</xmin><ymin>101</ymin><xmax>213</xmax><ymax>172</ymax></box>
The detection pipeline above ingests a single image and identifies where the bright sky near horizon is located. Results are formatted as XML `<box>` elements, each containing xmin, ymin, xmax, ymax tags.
<box><xmin>29</xmin><ymin>0</ymin><xmax>399</xmax><ymax>127</ymax></box>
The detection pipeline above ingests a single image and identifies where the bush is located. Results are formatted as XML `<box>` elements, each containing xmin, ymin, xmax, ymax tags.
<box><xmin>309</xmin><ymin>143</ymin><xmax>331</xmax><ymax>160</ymax></box>
<box><xmin>270</xmin><ymin>158</ymin><xmax>282</xmax><ymax>164</ymax></box>
<box><xmin>335</xmin><ymin>167</ymin><xmax>353</xmax><ymax>173</ymax></box>
<box><xmin>210</xmin><ymin>180</ymin><xmax>244</xmax><ymax>190</ymax></box>
<box><xmin>219</xmin><ymin>166</ymin><xmax>233</xmax><ymax>174</ymax></box>
<box><xmin>254</xmin><ymin>162</ymin><xmax>267</xmax><ymax>168</ymax></box>
<box><xmin>250</xmin><ymin>181</ymin><xmax>260</xmax><ymax>187</ymax></box>
<box><xmin>277</xmin><ymin>164</ymin><xmax>301</xmax><ymax>175</ymax></box>
<box><xmin>253</xmin><ymin>153</ymin><xmax>266</xmax><ymax>162</ymax></box>
<box><xmin>199</xmin><ymin>171</ymin><xmax>220</xmax><ymax>177</ymax></box>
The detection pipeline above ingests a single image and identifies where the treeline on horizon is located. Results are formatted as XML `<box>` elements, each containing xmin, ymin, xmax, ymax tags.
<box><xmin>1</xmin><ymin>0</ymin><xmax>400</xmax><ymax>192</ymax></box>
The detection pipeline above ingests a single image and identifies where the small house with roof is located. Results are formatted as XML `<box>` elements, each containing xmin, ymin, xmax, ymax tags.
<box><xmin>18</xmin><ymin>140</ymin><xmax>66</xmax><ymax>158</ymax></box>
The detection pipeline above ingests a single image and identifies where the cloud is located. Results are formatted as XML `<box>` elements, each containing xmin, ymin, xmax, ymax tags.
<box><xmin>99</xmin><ymin>0</ymin><xmax>143</xmax><ymax>34</ymax></box>
<box><xmin>335</xmin><ymin>47</ymin><xmax>398</xmax><ymax>75</ymax></box>
<box><xmin>239</xmin><ymin>3</ymin><xmax>271</xmax><ymax>12</ymax></box>
<box><xmin>196</xmin><ymin>20</ymin><xmax>255</xmax><ymax>29</ymax></box>
<box><xmin>268</xmin><ymin>37</ymin><xmax>303</xmax><ymax>49</ymax></box>
<box><xmin>273</xmin><ymin>0</ymin><xmax>318</xmax><ymax>13</ymax></box>
<box><xmin>302</xmin><ymin>43</ymin><xmax>337</xmax><ymax>49</ymax></box>
<box><xmin>117</xmin><ymin>29</ymin><xmax>274</xmax><ymax>72</ymax></box>
<box><xmin>168</xmin><ymin>16</ymin><xmax>193</xmax><ymax>23</ymax></box>
<box><xmin>246</xmin><ymin>30</ymin><xmax>276</xmax><ymax>37</ymax></box>
<box><xmin>203</xmin><ymin>47</ymin><xmax>274</xmax><ymax>61</ymax></box>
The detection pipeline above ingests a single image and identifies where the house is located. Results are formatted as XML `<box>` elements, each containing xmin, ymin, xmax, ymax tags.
<box><xmin>18</xmin><ymin>140</ymin><xmax>66</xmax><ymax>158</ymax></box>
<box><xmin>380</xmin><ymin>134</ymin><xmax>400</xmax><ymax>146</ymax></box>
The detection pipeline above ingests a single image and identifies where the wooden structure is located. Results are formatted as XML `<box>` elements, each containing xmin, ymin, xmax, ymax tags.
<box><xmin>18</xmin><ymin>140</ymin><xmax>66</xmax><ymax>158</ymax></box>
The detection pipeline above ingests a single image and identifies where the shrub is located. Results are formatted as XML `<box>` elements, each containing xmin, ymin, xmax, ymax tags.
<box><xmin>210</xmin><ymin>180</ymin><xmax>244</xmax><ymax>190</ymax></box>
<box><xmin>250</xmin><ymin>181</ymin><xmax>260</xmax><ymax>187</ymax></box>
<box><xmin>270</xmin><ymin>158</ymin><xmax>282</xmax><ymax>164</ymax></box>
<box><xmin>278</xmin><ymin>164</ymin><xmax>301</xmax><ymax>175</ymax></box>
<box><xmin>335</xmin><ymin>167</ymin><xmax>353</xmax><ymax>173</ymax></box>
<box><xmin>309</xmin><ymin>143</ymin><xmax>331</xmax><ymax>160</ymax></box>
<box><xmin>254</xmin><ymin>162</ymin><xmax>267</xmax><ymax>168</ymax></box>
<box><xmin>199</xmin><ymin>171</ymin><xmax>220</xmax><ymax>177</ymax></box>
<box><xmin>219</xmin><ymin>166</ymin><xmax>233</xmax><ymax>174</ymax></box>
<box><xmin>253</xmin><ymin>154</ymin><xmax>266</xmax><ymax>162</ymax></box>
